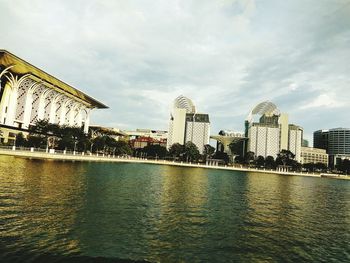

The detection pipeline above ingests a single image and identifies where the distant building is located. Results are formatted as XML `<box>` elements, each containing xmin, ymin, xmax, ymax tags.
<box><xmin>288</xmin><ymin>124</ymin><xmax>303</xmax><ymax>162</ymax></box>
<box><xmin>129</xmin><ymin>136</ymin><xmax>167</xmax><ymax>149</ymax></box>
<box><xmin>167</xmin><ymin>95</ymin><xmax>210</xmax><ymax>153</ymax></box>
<box><xmin>300</xmin><ymin>147</ymin><xmax>328</xmax><ymax>166</ymax></box>
<box><xmin>302</xmin><ymin>139</ymin><xmax>309</xmax><ymax>147</ymax></box>
<box><xmin>313</xmin><ymin>128</ymin><xmax>350</xmax><ymax>167</ymax></box>
<box><xmin>245</xmin><ymin>101</ymin><xmax>303</xmax><ymax>161</ymax></box>
<box><xmin>124</xmin><ymin>129</ymin><xmax>167</xmax><ymax>141</ymax></box>
<box><xmin>313</xmin><ymin>130</ymin><xmax>329</xmax><ymax>150</ymax></box>
<box><xmin>89</xmin><ymin>126</ymin><xmax>127</xmax><ymax>141</ymax></box>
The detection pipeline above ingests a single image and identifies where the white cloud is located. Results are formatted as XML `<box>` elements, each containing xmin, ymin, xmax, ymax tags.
<box><xmin>0</xmin><ymin>0</ymin><xmax>349</xmax><ymax>135</ymax></box>
<box><xmin>300</xmin><ymin>93</ymin><xmax>345</xmax><ymax>110</ymax></box>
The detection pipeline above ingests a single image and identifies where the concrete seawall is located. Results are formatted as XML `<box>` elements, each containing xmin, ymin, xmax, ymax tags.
<box><xmin>0</xmin><ymin>148</ymin><xmax>349</xmax><ymax>180</ymax></box>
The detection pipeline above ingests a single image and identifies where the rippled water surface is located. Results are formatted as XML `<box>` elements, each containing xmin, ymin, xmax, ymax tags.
<box><xmin>0</xmin><ymin>155</ymin><xmax>349</xmax><ymax>262</ymax></box>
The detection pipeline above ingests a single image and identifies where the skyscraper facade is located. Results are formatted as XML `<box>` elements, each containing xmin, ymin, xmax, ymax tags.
<box><xmin>313</xmin><ymin>130</ymin><xmax>329</xmax><ymax>150</ymax></box>
<box><xmin>313</xmin><ymin>128</ymin><xmax>350</xmax><ymax>167</ymax></box>
<box><xmin>167</xmin><ymin>95</ymin><xmax>210</xmax><ymax>153</ymax></box>
<box><xmin>246</xmin><ymin>101</ymin><xmax>303</xmax><ymax>161</ymax></box>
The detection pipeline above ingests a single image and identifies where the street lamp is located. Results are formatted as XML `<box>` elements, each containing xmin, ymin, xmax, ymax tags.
<box><xmin>74</xmin><ymin>140</ymin><xmax>77</xmax><ymax>155</ymax></box>
<box><xmin>46</xmin><ymin>137</ymin><xmax>49</xmax><ymax>153</ymax></box>
<box><xmin>90</xmin><ymin>142</ymin><xmax>94</xmax><ymax>155</ymax></box>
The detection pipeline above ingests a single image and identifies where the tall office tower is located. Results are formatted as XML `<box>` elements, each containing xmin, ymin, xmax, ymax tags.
<box><xmin>288</xmin><ymin>124</ymin><xmax>303</xmax><ymax>162</ymax></box>
<box><xmin>328</xmin><ymin>128</ymin><xmax>350</xmax><ymax>166</ymax></box>
<box><xmin>167</xmin><ymin>95</ymin><xmax>210</xmax><ymax>153</ymax></box>
<box><xmin>313</xmin><ymin>128</ymin><xmax>350</xmax><ymax>167</ymax></box>
<box><xmin>313</xmin><ymin>130</ymin><xmax>329</xmax><ymax>151</ymax></box>
<box><xmin>245</xmin><ymin>101</ymin><xmax>303</xmax><ymax>160</ymax></box>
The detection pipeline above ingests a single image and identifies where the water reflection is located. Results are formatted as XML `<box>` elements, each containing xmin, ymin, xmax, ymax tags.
<box><xmin>0</xmin><ymin>157</ymin><xmax>349</xmax><ymax>262</ymax></box>
<box><xmin>0</xmin><ymin>156</ymin><xmax>87</xmax><ymax>256</ymax></box>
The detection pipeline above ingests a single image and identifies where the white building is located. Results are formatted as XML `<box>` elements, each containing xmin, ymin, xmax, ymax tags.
<box><xmin>246</xmin><ymin>101</ymin><xmax>303</xmax><ymax>161</ymax></box>
<box><xmin>124</xmin><ymin>128</ymin><xmax>168</xmax><ymax>141</ymax></box>
<box><xmin>288</xmin><ymin>124</ymin><xmax>303</xmax><ymax>162</ymax></box>
<box><xmin>0</xmin><ymin>50</ymin><xmax>107</xmax><ymax>142</ymax></box>
<box><xmin>167</xmin><ymin>95</ymin><xmax>210</xmax><ymax>153</ymax></box>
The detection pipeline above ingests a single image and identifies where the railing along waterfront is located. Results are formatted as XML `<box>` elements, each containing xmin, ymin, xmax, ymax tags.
<box><xmin>0</xmin><ymin>146</ymin><xmax>348</xmax><ymax>179</ymax></box>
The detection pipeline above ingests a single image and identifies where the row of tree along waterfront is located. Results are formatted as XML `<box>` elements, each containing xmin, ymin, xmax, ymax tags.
<box><xmin>5</xmin><ymin>120</ymin><xmax>350</xmax><ymax>174</ymax></box>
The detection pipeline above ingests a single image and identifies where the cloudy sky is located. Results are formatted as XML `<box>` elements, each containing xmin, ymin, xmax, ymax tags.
<box><xmin>1</xmin><ymin>0</ymin><xmax>350</xmax><ymax>143</ymax></box>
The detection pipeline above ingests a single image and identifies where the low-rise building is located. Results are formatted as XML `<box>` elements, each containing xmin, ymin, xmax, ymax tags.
<box><xmin>124</xmin><ymin>128</ymin><xmax>167</xmax><ymax>141</ymax></box>
<box><xmin>129</xmin><ymin>136</ymin><xmax>167</xmax><ymax>149</ymax></box>
<box><xmin>300</xmin><ymin>147</ymin><xmax>328</xmax><ymax>166</ymax></box>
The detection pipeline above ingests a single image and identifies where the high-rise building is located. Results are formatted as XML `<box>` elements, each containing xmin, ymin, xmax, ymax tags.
<box><xmin>288</xmin><ymin>124</ymin><xmax>303</xmax><ymax>162</ymax></box>
<box><xmin>313</xmin><ymin>130</ymin><xmax>329</xmax><ymax>150</ymax></box>
<box><xmin>313</xmin><ymin>128</ymin><xmax>350</xmax><ymax>167</ymax></box>
<box><xmin>167</xmin><ymin>95</ymin><xmax>210</xmax><ymax>153</ymax></box>
<box><xmin>245</xmin><ymin>101</ymin><xmax>303</xmax><ymax>161</ymax></box>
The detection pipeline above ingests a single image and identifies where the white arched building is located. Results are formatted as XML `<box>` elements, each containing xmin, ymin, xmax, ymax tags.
<box><xmin>0</xmin><ymin>50</ymin><xmax>107</xmax><ymax>142</ymax></box>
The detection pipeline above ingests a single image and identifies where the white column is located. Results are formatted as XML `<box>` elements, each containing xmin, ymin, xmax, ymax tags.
<box><xmin>0</xmin><ymin>83</ymin><xmax>12</xmax><ymax>124</ymax></box>
<box><xmin>84</xmin><ymin>109</ymin><xmax>91</xmax><ymax>134</ymax></box>
<box><xmin>59</xmin><ymin>97</ymin><xmax>70</xmax><ymax>125</ymax></box>
<box><xmin>22</xmin><ymin>92</ymin><xmax>33</xmax><ymax>128</ymax></box>
<box><xmin>37</xmin><ymin>89</ymin><xmax>50</xmax><ymax>121</ymax></box>
<box><xmin>59</xmin><ymin>105</ymin><xmax>67</xmax><ymax>126</ymax></box>
<box><xmin>77</xmin><ymin>109</ymin><xmax>83</xmax><ymax>127</ymax></box>
<box><xmin>48</xmin><ymin>100</ymin><xmax>56</xmax><ymax>123</ymax></box>
<box><xmin>5</xmin><ymin>87</ymin><xmax>18</xmax><ymax>126</ymax></box>
<box><xmin>69</xmin><ymin>106</ymin><xmax>76</xmax><ymax>126</ymax></box>
<box><xmin>69</xmin><ymin>103</ymin><xmax>80</xmax><ymax>126</ymax></box>
<box><xmin>37</xmin><ymin>94</ymin><xmax>46</xmax><ymax>120</ymax></box>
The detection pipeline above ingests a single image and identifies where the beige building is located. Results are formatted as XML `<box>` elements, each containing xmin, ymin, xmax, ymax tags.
<box><xmin>300</xmin><ymin>147</ymin><xmax>328</xmax><ymax>166</ymax></box>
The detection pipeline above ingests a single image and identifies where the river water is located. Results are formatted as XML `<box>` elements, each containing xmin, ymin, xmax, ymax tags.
<box><xmin>0</xmin><ymin>155</ymin><xmax>349</xmax><ymax>262</ymax></box>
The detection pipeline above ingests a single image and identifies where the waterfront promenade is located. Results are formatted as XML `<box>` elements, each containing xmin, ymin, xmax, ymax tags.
<box><xmin>0</xmin><ymin>146</ymin><xmax>349</xmax><ymax>180</ymax></box>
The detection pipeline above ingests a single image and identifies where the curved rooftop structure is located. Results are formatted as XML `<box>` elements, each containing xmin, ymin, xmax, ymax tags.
<box><xmin>0</xmin><ymin>50</ymin><xmax>107</xmax><ymax>108</ymax></box>
<box><xmin>173</xmin><ymin>95</ymin><xmax>196</xmax><ymax>114</ymax></box>
<box><xmin>246</xmin><ymin>101</ymin><xmax>280</xmax><ymax>123</ymax></box>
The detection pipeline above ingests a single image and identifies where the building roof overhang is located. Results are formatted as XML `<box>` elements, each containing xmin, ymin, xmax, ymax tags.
<box><xmin>0</xmin><ymin>50</ymin><xmax>108</xmax><ymax>109</ymax></box>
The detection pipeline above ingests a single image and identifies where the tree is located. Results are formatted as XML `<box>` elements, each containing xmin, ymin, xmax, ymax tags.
<box><xmin>114</xmin><ymin>140</ymin><xmax>132</xmax><ymax>156</ymax></box>
<box><xmin>277</xmin><ymin>149</ymin><xmax>295</xmax><ymax>167</ymax></box>
<box><xmin>184</xmin><ymin>141</ymin><xmax>200</xmax><ymax>162</ymax></box>
<box><xmin>229</xmin><ymin>140</ymin><xmax>245</xmax><ymax>156</ymax></box>
<box><xmin>234</xmin><ymin>155</ymin><xmax>244</xmax><ymax>164</ymax></box>
<box><xmin>245</xmin><ymin>151</ymin><xmax>255</xmax><ymax>165</ymax></box>
<box><xmin>16</xmin><ymin>133</ymin><xmax>26</xmax><ymax>147</ymax></box>
<box><xmin>315</xmin><ymin>162</ymin><xmax>327</xmax><ymax>172</ymax></box>
<box><xmin>255</xmin><ymin>155</ymin><xmax>265</xmax><ymax>167</ymax></box>
<box><xmin>213</xmin><ymin>151</ymin><xmax>229</xmax><ymax>165</ymax></box>
<box><xmin>168</xmin><ymin>143</ymin><xmax>184</xmax><ymax>159</ymax></box>
<box><xmin>338</xmin><ymin>159</ymin><xmax>350</xmax><ymax>174</ymax></box>
<box><xmin>27</xmin><ymin>135</ymin><xmax>45</xmax><ymax>148</ymax></box>
<box><xmin>92</xmin><ymin>136</ymin><xmax>108</xmax><ymax>152</ymax></box>
<box><xmin>142</xmin><ymin>144</ymin><xmax>167</xmax><ymax>158</ymax></box>
<box><xmin>265</xmin><ymin>156</ymin><xmax>275</xmax><ymax>169</ymax></box>
<box><xmin>203</xmin><ymin>144</ymin><xmax>215</xmax><ymax>160</ymax></box>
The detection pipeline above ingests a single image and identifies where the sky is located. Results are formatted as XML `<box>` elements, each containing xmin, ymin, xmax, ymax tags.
<box><xmin>1</xmin><ymin>0</ymin><xmax>350</xmax><ymax>143</ymax></box>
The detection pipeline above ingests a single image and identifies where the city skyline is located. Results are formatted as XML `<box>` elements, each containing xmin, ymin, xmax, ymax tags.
<box><xmin>1</xmin><ymin>0</ymin><xmax>350</xmax><ymax>143</ymax></box>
